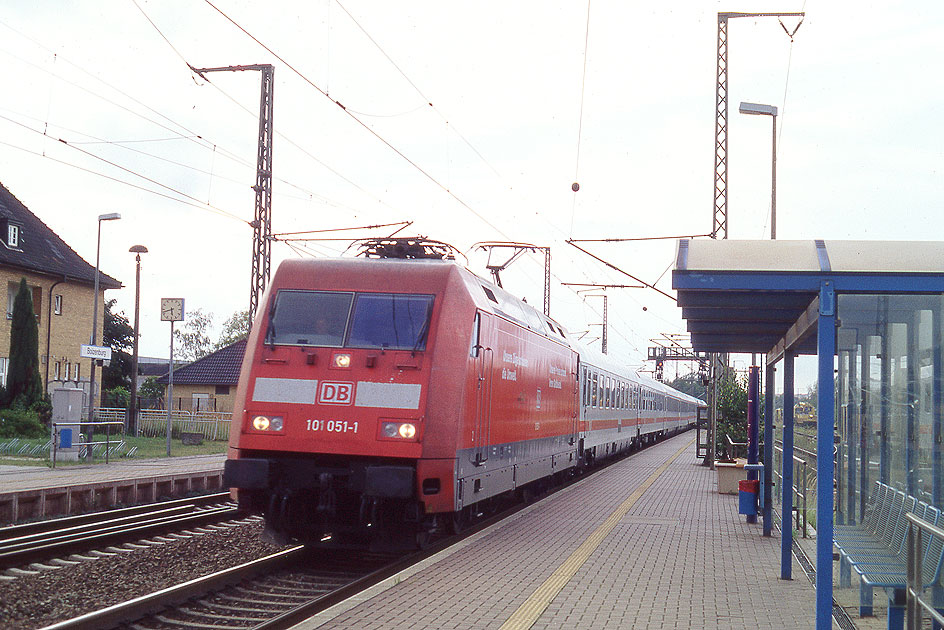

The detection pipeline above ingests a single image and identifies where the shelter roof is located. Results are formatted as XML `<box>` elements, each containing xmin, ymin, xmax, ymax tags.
<box><xmin>672</xmin><ymin>239</ymin><xmax>944</xmax><ymax>357</ymax></box>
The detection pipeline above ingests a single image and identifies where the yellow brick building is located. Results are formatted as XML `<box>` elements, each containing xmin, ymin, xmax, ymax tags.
<box><xmin>156</xmin><ymin>340</ymin><xmax>245</xmax><ymax>413</ymax></box>
<box><xmin>0</xmin><ymin>183</ymin><xmax>121</xmax><ymax>406</ymax></box>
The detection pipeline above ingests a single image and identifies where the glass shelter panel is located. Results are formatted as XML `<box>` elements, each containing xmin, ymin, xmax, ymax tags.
<box><xmin>836</xmin><ymin>294</ymin><xmax>944</xmax><ymax>521</ymax></box>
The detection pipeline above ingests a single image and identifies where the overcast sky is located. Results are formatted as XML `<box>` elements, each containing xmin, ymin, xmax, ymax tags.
<box><xmin>1</xmin><ymin>1</ymin><xmax>941</xmax><ymax>385</ymax></box>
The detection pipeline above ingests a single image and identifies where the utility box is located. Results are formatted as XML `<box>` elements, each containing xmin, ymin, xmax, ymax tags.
<box><xmin>52</xmin><ymin>388</ymin><xmax>85</xmax><ymax>462</ymax></box>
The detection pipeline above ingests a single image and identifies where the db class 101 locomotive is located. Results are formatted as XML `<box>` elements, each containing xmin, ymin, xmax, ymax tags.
<box><xmin>224</xmin><ymin>255</ymin><xmax>702</xmax><ymax>548</ymax></box>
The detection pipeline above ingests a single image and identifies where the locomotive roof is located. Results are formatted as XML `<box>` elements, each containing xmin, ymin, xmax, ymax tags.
<box><xmin>270</xmin><ymin>257</ymin><xmax>703</xmax><ymax>404</ymax></box>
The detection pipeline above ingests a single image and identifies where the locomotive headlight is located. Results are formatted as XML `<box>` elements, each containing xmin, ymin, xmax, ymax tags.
<box><xmin>332</xmin><ymin>353</ymin><xmax>352</xmax><ymax>369</ymax></box>
<box><xmin>251</xmin><ymin>415</ymin><xmax>284</xmax><ymax>432</ymax></box>
<box><xmin>380</xmin><ymin>421</ymin><xmax>418</xmax><ymax>440</ymax></box>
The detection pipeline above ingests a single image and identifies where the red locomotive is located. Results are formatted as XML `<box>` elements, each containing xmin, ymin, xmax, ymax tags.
<box><xmin>224</xmin><ymin>242</ymin><xmax>701</xmax><ymax>547</ymax></box>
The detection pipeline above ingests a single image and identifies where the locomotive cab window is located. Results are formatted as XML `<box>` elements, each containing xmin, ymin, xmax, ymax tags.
<box><xmin>268</xmin><ymin>290</ymin><xmax>353</xmax><ymax>346</ymax></box>
<box><xmin>348</xmin><ymin>293</ymin><xmax>434</xmax><ymax>350</ymax></box>
<box><xmin>267</xmin><ymin>290</ymin><xmax>434</xmax><ymax>351</ymax></box>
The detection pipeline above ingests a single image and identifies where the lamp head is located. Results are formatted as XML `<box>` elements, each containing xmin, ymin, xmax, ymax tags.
<box><xmin>738</xmin><ymin>101</ymin><xmax>778</xmax><ymax>116</ymax></box>
<box><xmin>129</xmin><ymin>244</ymin><xmax>148</xmax><ymax>254</ymax></box>
<box><xmin>98</xmin><ymin>212</ymin><xmax>121</xmax><ymax>221</ymax></box>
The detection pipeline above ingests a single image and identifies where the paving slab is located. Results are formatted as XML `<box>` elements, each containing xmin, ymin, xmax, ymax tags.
<box><xmin>293</xmin><ymin>433</ymin><xmax>825</xmax><ymax>630</ymax></box>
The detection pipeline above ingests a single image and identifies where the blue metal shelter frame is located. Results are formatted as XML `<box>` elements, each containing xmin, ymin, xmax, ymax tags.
<box><xmin>673</xmin><ymin>239</ymin><xmax>944</xmax><ymax>630</ymax></box>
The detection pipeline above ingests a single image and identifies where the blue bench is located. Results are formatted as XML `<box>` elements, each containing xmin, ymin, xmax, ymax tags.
<box><xmin>833</xmin><ymin>482</ymin><xmax>944</xmax><ymax>629</ymax></box>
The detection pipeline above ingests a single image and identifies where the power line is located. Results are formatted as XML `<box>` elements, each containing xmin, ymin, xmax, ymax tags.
<box><xmin>202</xmin><ymin>0</ymin><xmax>509</xmax><ymax>238</ymax></box>
<box><xmin>333</xmin><ymin>0</ymin><xmax>509</xmax><ymax>185</ymax></box>
<box><xmin>0</xmin><ymin>138</ymin><xmax>247</xmax><ymax>223</ymax></box>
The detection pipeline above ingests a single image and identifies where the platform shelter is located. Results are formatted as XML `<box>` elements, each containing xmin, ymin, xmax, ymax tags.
<box><xmin>673</xmin><ymin>239</ymin><xmax>944</xmax><ymax>630</ymax></box>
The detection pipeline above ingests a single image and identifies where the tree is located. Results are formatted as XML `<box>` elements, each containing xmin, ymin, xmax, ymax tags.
<box><xmin>138</xmin><ymin>377</ymin><xmax>165</xmax><ymax>407</ymax></box>
<box><xmin>102</xmin><ymin>299</ymin><xmax>134</xmax><ymax>392</ymax></box>
<box><xmin>715</xmin><ymin>367</ymin><xmax>749</xmax><ymax>458</ymax></box>
<box><xmin>668</xmin><ymin>372</ymin><xmax>708</xmax><ymax>400</ymax></box>
<box><xmin>4</xmin><ymin>278</ymin><xmax>43</xmax><ymax>409</ymax></box>
<box><xmin>173</xmin><ymin>308</ymin><xmax>214</xmax><ymax>362</ymax></box>
<box><xmin>215</xmin><ymin>309</ymin><xmax>250</xmax><ymax>350</ymax></box>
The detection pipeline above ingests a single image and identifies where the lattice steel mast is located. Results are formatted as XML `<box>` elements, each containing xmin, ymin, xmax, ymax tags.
<box><xmin>712</xmin><ymin>12</ymin><xmax>803</xmax><ymax>239</ymax></box>
<box><xmin>191</xmin><ymin>64</ymin><xmax>275</xmax><ymax>326</ymax></box>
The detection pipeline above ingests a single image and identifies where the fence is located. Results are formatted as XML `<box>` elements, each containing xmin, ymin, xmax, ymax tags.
<box><xmin>137</xmin><ymin>410</ymin><xmax>231</xmax><ymax>442</ymax></box>
<box><xmin>773</xmin><ymin>440</ymin><xmax>816</xmax><ymax>537</ymax></box>
<box><xmin>905</xmin><ymin>511</ymin><xmax>944</xmax><ymax>629</ymax></box>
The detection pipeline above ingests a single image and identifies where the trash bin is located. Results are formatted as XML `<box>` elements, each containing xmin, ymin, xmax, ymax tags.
<box><xmin>738</xmin><ymin>479</ymin><xmax>759</xmax><ymax>516</ymax></box>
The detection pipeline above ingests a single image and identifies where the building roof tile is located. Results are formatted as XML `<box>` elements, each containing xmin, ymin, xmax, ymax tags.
<box><xmin>0</xmin><ymin>182</ymin><xmax>121</xmax><ymax>288</ymax></box>
<box><xmin>157</xmin><ymin>339</ymin><xmax>246</xmax><ymax>386</ymax></box>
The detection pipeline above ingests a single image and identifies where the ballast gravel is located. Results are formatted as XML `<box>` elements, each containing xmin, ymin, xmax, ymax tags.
<box><xmin>0</xmin><ymin>520</ymin><xmax>287</xmax><ymax>630</ymax></box>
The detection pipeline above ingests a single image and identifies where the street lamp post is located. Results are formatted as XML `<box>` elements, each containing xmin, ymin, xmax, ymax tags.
<box><xmin>738</xmin><ymin>101</ymin><xmax>778</xmax><ymax>239</ymax></box>
<box><xmin>86</xmin><ymin>212</ymin><xmax>121</xmax><ymax>449</ymax></box>
<box><xmin>128</xmin><ymin>245</ymin><xmax>148</xmax><ymax>435</ymax></box>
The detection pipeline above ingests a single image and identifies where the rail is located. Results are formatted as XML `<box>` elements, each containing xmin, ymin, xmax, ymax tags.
<box><xmin>774</xmin><ymin>441</ymin><xmax>815</xmax><ymax>538</ymax></box>
<box><xmin>905</xmin><ymin>511</ymin><xmax>944</xmax><ymax>630</ymax></box>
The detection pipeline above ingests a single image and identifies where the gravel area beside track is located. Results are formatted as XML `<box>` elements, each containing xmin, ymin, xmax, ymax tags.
<box><xmin>0</xmin><ymin>520</ymin><xmax>287</xmax><ymax>630</ymax></box>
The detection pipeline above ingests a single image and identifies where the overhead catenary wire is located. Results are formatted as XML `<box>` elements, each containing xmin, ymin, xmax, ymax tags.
<box><xmin>202</xmin><ymin>0</ymin><xmax>510</xmax><ymax>239</ymax></box>
<box><xmin>570</xmin><ymin>0</ymin><xmax>592</xmax><ymax>237</ymax></box>
<box><xmin>0</xmin><ymin>138</ymin><xmax>247</xmax><ymax>224</ymax></box>
<box><xmin>333</xmin><ymin>0</ymin><xmax>509</xmax><ymax>185</ymax></box>
<box><xmin>0</xmin><ymin>17</ymin><xmax>351</xmax><ymax>214</ymax></box>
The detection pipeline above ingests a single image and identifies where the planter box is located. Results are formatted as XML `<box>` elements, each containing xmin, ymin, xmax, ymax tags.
<box><xmin>716</xmin><ymin>460</ymin><xmax>748</xmax><ymax>494</ymax></box>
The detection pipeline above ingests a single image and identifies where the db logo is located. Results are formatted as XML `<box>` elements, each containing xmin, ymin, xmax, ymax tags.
<box><xmin>319</xmin><ymin>381</ymin><xmax>354</xmax><ymax>405</ymax></box>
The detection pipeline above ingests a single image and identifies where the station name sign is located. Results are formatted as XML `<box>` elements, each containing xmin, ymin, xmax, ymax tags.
<box><xmin>80</xmin><ymin>344</ymin><xmax>112</xmax><ymax>360</ymax></box>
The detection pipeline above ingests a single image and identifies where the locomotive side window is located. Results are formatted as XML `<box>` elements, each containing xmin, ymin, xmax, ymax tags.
<box><xmin>348</xmin><ymin>293</ymin><xmax>435</xmax><ymax>351</ymax></box>
<box><xmin>268</xmin><ymin>290</ymin><xmax>353</xmax><ymax>346</ymax></box>
<box><xmin>470</xmin><ymin>312</ymin><xmax>481</xmax><ymax>358</ymax></box>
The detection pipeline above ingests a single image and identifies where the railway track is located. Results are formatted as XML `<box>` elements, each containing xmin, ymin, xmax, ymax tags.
<box><xmin>34</xmin><ymin>434</ymin><xmax>687</xmax><ymax>630</ymax></box>
<box><xmin>0</xmin><ymin>492</ymin><xmax>239</xmax><ymax>573</ymax></box>
<box><xmin>39</xmin><ymin>546</ymin><xmax>411</xmax><ymax>630</ymax></box>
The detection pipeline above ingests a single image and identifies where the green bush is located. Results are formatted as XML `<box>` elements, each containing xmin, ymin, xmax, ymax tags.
<box><xmin>0</xmin><ymin>408</ymin><xmax>47</xmax><ymax>439</ymax></box>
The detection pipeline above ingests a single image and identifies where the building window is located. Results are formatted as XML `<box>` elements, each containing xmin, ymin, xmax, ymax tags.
<box><xmin>215</xmin><ymin>385</ymin><xmax>230</xmax><ymax>395</ymax></box>
<box><xmin>73</xmin><ymin>362</ymin><xmax>80</xmax><ymax>381</ymax></box>
<box><xmin>0</xmin><ymin>357</ymin><xmax>7</xmax><ymax>387</ymax></box>
<box><xmin>54</xmin><ymin>361</ymin><xmax>61</xmax><ymax>380</ymax></box>
<box><xmin>6</xmin><ymin>282</ymin><xmax>42</xmax><ymax>319</ymax></box>
<box><xmin>192</xmin><ymin>392</ymin><xmax>211</xmax><ymax>411</ymax></box>
<box><xmin>54</xmin><ymin>295</ymin><xmax>62</xmax><ymax>315</ymax></box>
<box><xmin>6</xmin><ymin>283</ymin><xmax>15</xmax><ymax>319</ymax></box>
<box><xmin>7</xmin><ymin>224</ymin><xmax>18</xmax><ymax>248</ymax></box>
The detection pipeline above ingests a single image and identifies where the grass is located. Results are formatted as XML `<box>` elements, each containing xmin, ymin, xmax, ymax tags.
<box><xmin>0</xmin><ymin>433</ymin><xmax>228</xmax><ymax>467</ymax></box>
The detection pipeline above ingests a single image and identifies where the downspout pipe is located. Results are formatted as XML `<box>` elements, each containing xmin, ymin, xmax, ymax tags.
<box><xmin>44</xmin><ymin>276</ymin><xmax>68</xmax><ymax>393</ymax></box>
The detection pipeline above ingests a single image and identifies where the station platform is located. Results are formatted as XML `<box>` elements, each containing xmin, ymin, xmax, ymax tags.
<box><xmin>0</xmin><ymin>453</ymin><xmax>226</xmax><ymax>524</ymax></box>
<box><xmin>295</xmin><ymin>433</ymin><xmax>823</xmax><ymax>630</ymax></box>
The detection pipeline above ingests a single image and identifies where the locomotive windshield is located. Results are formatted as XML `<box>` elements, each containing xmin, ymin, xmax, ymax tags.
<box><xmin>267</xmin><ymin>290</ymin><xmax>434</xmax><ymax>351</ymax></box>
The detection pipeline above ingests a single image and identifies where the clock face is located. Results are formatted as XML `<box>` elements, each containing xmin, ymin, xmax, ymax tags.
<box><xmin>160</xmin><ymin>298</ymin><xmax>184</xmax><ymax>321</ymax></box>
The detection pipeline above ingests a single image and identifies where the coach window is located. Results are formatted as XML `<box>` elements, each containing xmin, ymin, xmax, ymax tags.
<box><xmin>591</xmin><ymin>372</ymin><xmax>598</xmax><ymax>407</ymax></box>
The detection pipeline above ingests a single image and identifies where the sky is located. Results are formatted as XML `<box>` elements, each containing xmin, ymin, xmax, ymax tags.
<box><xmin>1</xmin><ymin>1</ymin><xmax>942</xmax><ymax>385</ymax></box>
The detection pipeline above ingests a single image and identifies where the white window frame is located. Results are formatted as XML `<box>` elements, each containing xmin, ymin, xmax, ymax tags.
<box><xmin>54</xmin><ymin>294</ymin><xmax>63</xmax><ymax>315</ymax></box>
<box><xmin>8</xmin><ymin>224</ymin><xmax>18</xmax><ymax>248</ymax></box>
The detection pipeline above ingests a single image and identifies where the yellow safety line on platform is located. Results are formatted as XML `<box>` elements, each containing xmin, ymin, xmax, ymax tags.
<box><xmin>499</xmin><ymin>437</ymin><xmax>695</xmax><ymax>630</ymax></box>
